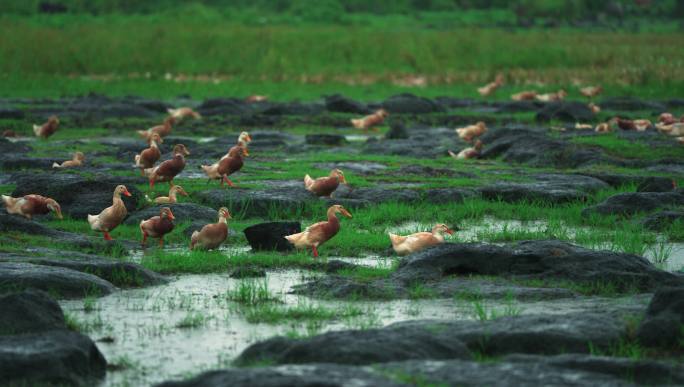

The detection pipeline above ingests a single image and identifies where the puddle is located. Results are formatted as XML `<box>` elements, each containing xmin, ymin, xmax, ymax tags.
<box><xmin>59</xmin><ymin>270</ymin><xmax>650</xmax><ymax>386</ymax></box>
<box><xmin>344</xmin><ymin>134</ymin><xmax>374</xmax><ymax>142</ymax></box>
<box><xmin>328</xmin><ymin>255</ymin><xmax>396</xmax><ymax>268</ymax></box>
<box><xmin>128</xmin><ymin>245</ymin><xmax>252</xmax><ymax>264</ymax></box>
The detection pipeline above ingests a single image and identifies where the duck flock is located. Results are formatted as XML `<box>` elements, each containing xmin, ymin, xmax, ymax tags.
<box><xmin>4</xmin><ymin>78</ymin><xmax>683</xmax><ymax>257</ymax></box>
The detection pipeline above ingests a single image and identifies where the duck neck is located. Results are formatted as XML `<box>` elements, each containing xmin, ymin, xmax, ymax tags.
<box><xmin>150</xmin><ymin>139</ymin><xmax>159</xmax><ymax>149</ymax></box>
<box><xmin>168</xmin><ymin>190</ymin><xmax>177</xmax><ymax>202</ymax></box>
<box><xmin>432</xmin><ymin>229</ymin><xmax>445</xmax><ymax>242</ymax></box>
<box><xmin>218</xmin><ymin>215</ymin><xmax>229</xmax><ymax>224</ymax></box>
<box><xmin>326</xmin><ymin>208</ymin><xmax>339</xmax><ymax>222</ymax></box>
<box><xmin>112</xmin><ymin>192</ymin><xmax>124</xmax><ymax>206</ymax></box>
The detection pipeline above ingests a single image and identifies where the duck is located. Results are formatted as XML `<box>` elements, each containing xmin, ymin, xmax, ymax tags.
<box><xmin>574</xmin><ymin>123</ymin><xmax>593</xmax><ymax>130</ymax></box>
<box><xmin>455</xmin><ymin>121</ymin><xmax>487</xmax><ymax>143</ymax></box>
<box><xmin>33</xmin><ymin>116</ymin><xmax>59</xmax><ymax>139</ymax></box>
<box><xmin>304</xmin><ymin>169</ymin><xmax>347</xmax><ymax>197</ymax></box>
<box><xmin>87</xmin><ymin>185</ymin><xmax>131</xmax><ymax>240</ymax></box>
<box><xmin>351</xmin><ymin>109</ymin><xmax>389</xmax><ymax>130</ymax></box>
<box><xmin>448</xmin><ymin>140</ymin><xmax>483</xmax><ymax>160</ymax></box>
<box><xmin>245</xmin><ymin>95</ymin><xmax>268</xmax><ymax>103</ymax></box>
<box><xmin>511</xmin><ymin>91</ymin><xmax>537</xmax><ymax>101</ymax></box>
<box><xmin>190</xmin><ymin>207</ymin><xmax>231</xmax><ymax>250</ymax></box>
<box><xmin>167</xmin><ymin>107</ymin><xmax>201</xmax><ymax>121</ymax></box>
<box><xmin>145</xmin><ymin>185</ymin><xmax>188</xmax><ymax>204</ymax></box>
<box><xmin>2</xmin><ymin>194</ymin><xmax>63</xmax><ymax>220</ymax></box>
<box><xmin>284</xmin><ymin>205</ymin><xmax>352</xmax><ymax>258</ymax></box>
<box><xmin>657</xmin><ymin>122</ymin><xmax>684</xmax><ymax>136</ymax></box>
<box><xmin>137</xmin><ymin>116</ymin><xmax>176</xmax><ymax>141</ymax></box>
<box><xmin>140</xmin><ymin>207</ymin><xmax>175</xmax><ymax>248</ymax></box>
<box><xmin>579</xmin><ymin>86</ymin><xmax>602</xmax><ymax>98</ymax></box>
<box><xmin>52</xmin><ymin>152</ymin><xmax>85</xmax><ymax>169</ymax></box>
<box><xmin>477</xmin><ymin>73</ymin><xmax>504</xmax><ymax>97</ymax></box>
<box><xmin>220</xmin><ymin>132</ymin><xmax>252</xmax><ymax>160</ymax></box>
<box><xmin>134</xmin><ymin>133</ymin><xmax>163</xmax><ymax>176</ymax></box>
<box><xmin>658</xmin><ymin>113</ymin><xmax>676</xmax><ymax>125</ymax></box>
<box><xmin>678</xmin><ymin>137</ymin><xmax>684</xmax><ymax>145</ymax></box>
<box><xmin>147</xmin><ymin>144</ymin><xmax>190</xmax><ymax>189</ymax></box>
<box><xmin>389</xmin><ymin>224</ymin><xmax>455</xmax><ymax>256</ymax></box>
<box><xmin>588</xmin><ymin>103</ymin><xmax>601</xmax><ymax>114</ymax></box>
<box><xmin>535</xmin><ymin>89</ymin><xmax>567</xmax><ymax>102</ymax></box>
<box><xmin>611</xmin><ymin>117</ymin><xmax>651</xmax><ymax>131</ymax></box>
<box><xmin>595</xmin><ymin>122</ymin><xmax>612</xmax><ymax>133</ymax></box>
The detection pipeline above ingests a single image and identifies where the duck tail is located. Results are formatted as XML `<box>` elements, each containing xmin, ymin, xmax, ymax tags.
<box><xmin>303</xmin><ymin>174</ymin><xmax>314</xmax><ymax>190</ymax></box>
<box><xmin>190</xmin><ymin>231</ymin><xmax>199</xmax><ymax>250</ymax></box>
<box><xmin>87</xmin><ymin>214</ymin><xmax>98</xmax><ymax>229</ymax></box>
<box><xmin>350</xmin><ymin>118</ymin><xmax>363</xmax><ymax>129</ymax></box>
<box><xmin>388</xmin><ymin>233</ymin><xmax>405</xmax><ymax>247</ymax></box>
<box><xmin>52</xmin><ymin>162</ymin><xmax>61</xmax><ymax>168</ymax></box>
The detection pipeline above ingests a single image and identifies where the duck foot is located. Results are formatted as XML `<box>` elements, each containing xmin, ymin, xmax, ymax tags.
<box><xmin>312</xmin><ymin>246</ymin><xmax>319</xmax><ymax>258</ymax></box>
<box><xmin>103</xmin><ymin>232</ymin><xmax>113</xmax><ymax>241</ymax></box>
<box><xmin>141</xmin><ymin>232</ymin><xmax>148</xmax><ymax>247</ymax></box>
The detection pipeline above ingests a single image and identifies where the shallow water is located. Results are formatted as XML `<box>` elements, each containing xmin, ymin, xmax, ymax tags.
<box><xmin>59</xmin><ymin>270</ymin><xmax>650</xmax><ymax>387</ymax></box>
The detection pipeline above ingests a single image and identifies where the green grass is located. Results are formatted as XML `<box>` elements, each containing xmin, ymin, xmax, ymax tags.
<box><xmin>242</xmin><ymin>302</ymin><xmax>363</xmax><ymax>324</ymax></box>
<box><xmin>224</xmin><ymin>279</ymin><xmax>280</xmax><ymax>306</ymax></box>
<box><xmin>175</xmin><ymin>312</ymin><xmax>209</xmax><ymax>328</ymax></box>
<box><xmin>571</xmin><ymin>133</ymin><xmax>684</xmax><ymax>161</ymax></box>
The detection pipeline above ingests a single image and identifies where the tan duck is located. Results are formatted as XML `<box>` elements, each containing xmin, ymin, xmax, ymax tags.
<box><xmin>535</xmin><ymin>89</ymin><xmax>567</xmax><ymax>102</ymax></box>
<box><xmin>33</xmin><ymin>116</ymin><xmax>59</xmax><ymax>139</ymax></box>
<box><xmin>145</xmin><ymin>185</ymin><xmax>188</xmax><ymax>204</ymax></box>
<box><xmin>678</xmin><ymin>137</ymin><xmax>684</xmax><ymax>145</ymax></box>
<box><xmin>87</xmin><ymin>185</ymin><xmax>131</xmax><ymax>240</ymax></box>
<box><xmin>477</xmin><ymin>73</ymin><xmax>504</xmax><ymax>97</ymax></box>
<box><xmin>147</xmin><ymin>144</ymin><xmax>190</xmax><ymax>189</ymax></box>
<box><xmin>595</xmin><ymin>123</ymin><xmax>612</xmax><ymax>133</ymax></box>
<box><xmin>285</xmin><ymin>205</ymin><xmax>352</xmax><ymax>258</ymax></box>
<box><xmin>455</xmin><ymin>121</ymin><xmax>487</xmax><ymax>143</ymax></box>
<box><xmin>135</xmin><ymin>133</ymin><xmax>163</xmax><ymax>176</ymax></box>
<box><xmin>190</xmin><ymin>207</ymin><xmax>231</xmax><ymax>250</ymax></box>
<box><xmin>588</xmin><ymin>103</ymin><xmax>601</xmax><ymax>114</ymax></box>
<box><xmin>579</xmin><ymin>86</ymin><xmax>603</xmax><ymax>98</ymax></box>
<box><xmin>448</xmin><ymin>140</ymin><xmax>483</xmax><ymax>160</ymax></box>
<box><xmin>511</xmin><ymin>90</ymin><xmax>537</xmax><ymax>101</ymax></box>
<box><xmin>167</xmin><ymin>107</ymin><xmax>201</xmax><ymax>121</ymax></box>
<box><xmin>351</xmin><ymin>109</ymin><xmax>389</xmax><ymax>131</ymax></box>
<box><xmin>389</xmin><ymin>224</ymin><xmax>455</xmax><ymax>256</ymax></box>
<box><xmin>137</xmin><ymin>116</ymin><xmax>176</xmax><ymax>140</ymax></box>
<box><xmin>657</xmin><ymin>122</ymin><xmax>684</xmax><ymax>136</ymax></box>
<box><xmin>52</xmin><ymin>152</ymin><xmax>85</xmax><ymax>169</ymax></box>
<box><xmin>304</xmin><ymin>169</ymin><xmax>347</xmax><ymax>198</ymax></box>
<box><xmin>140</xmin><ymin>207</ymin><xmax>175</xmax><ymax>248</ymax></box>
<box><xmin>245</xmin><ymin>95</ymin><xmax>268</xmax><ymax>103</ymax></box>
<box><xmin>2</xmin><ymin>194</ymin><xmax>63</xmax><ymax>220</ymax></box>
<box><xmin>658</xmin><ymin>113</ymin><xmax>676</xmax><ymax>126</ymax></box>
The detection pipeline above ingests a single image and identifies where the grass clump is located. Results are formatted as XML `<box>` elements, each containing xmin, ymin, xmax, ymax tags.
<box><xmin>176</xmin><ymin>312</ymin><xmax>209</xmax><ymax>329</ymax></box>
<box><xmin>243</xmin><ymin>303</ymin><xmax>363</xmax><ymax>324</ymax></box>
<box><xmin>225</xmin><ymin>279</ymin><xmax>279</xmax><ymax>306</ymax></box>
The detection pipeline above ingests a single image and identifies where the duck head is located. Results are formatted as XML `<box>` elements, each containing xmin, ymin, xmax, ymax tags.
<box><xmin>160</xmin><ymin>207</ymin><xmax>175</xmax><ymax>221</ymax></box>
<box><xmin>173</xmin><ymin>144</ymin><xmax>190</xmax><ymax>156</ymax></box>
<box><xmin>432</xmin><ymin>223</ymin><xmax>456</xmax><ymax>235</ymax></box>
<box><xmin>46</xmin><ymin>199</ymin><xmax>63</xmax><ymax>219</ymax></box>
<box><xmin>330</xmin><ymin>169</ymin><xmax>347</xmax><ymax>184</ymax></box>
<box><xmin>115</xmin><ymin>185</ymin><xmax>132</xmax><ymax>197</ymax></box>
<box><xmin>331</xmin><ymin>204</ymin><xmax>352</xmax><ymax>218</ymax></box>
<box><xmin>218</xmin><ymin>207</ymin><xmax>232</xmax><ymax>222</ymax></box>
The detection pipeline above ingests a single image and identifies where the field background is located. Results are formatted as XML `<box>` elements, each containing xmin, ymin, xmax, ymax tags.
<box><xmin>0</xmin><ymin>0</ymin><xmax>683</xmax><ymax>100</ymax></box>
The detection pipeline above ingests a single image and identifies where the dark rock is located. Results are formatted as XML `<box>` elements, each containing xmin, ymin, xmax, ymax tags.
<box><xmin>197</xmin><ymin>98</ymin><xmax>252</xmax><ymax>116</ymax></box>
<box><xmin>579</xmin><ymin>172</ymin><xmax>674</xmax><ymax>189</ymax></box>
<box><xmin>491</xmin><ymin>100</ymin><xmax>541</xmax><ymax>113</ymax></box>
<box><xmin>479</xmin><ymin>174</ymin><xmax>609</xmax><ymax>203</ymax></box>
<box><xmin>125</xmin><ymin>203</ymin><xmax>217</xmax><ymax>225</ymax></box>
<box><xmin>305</xmin><ymin>134</ymin><xmax>347</xmax><ymax>146</ymax></box>
<box><xmin>382</xmin><ymin>94</ymin><xmax>445</xmax><ymax>114</ymax></box>
<box><xmin>599</xmin><ymin>97</ymin><xmax>666</xmax><ymax>112</ymax></box>
<box><xmin>582</xmin><ymin>191</ymin><xmax>684</xmax><ymax>217</ymax></box>
<box><xmin>636</xmin><ymin>177</ymin><xmax>677</xmax><ymax>192</ymax></box>
<box><xmin>243</xmin><ymin>222</ymin><xmax>301</xmax><ymax>251</ymax></box>
<box><xmin>195</xmin><ymin>187</ymin><xmax>315</xmax><ymax>218</ymax></box>
<box><xmin>10</xmin><ymin>173</ymin><xmax>144</xmax><ymax>219</ymax></box>
<box><xmin>637</xmin><ymin>286</ymin><xmax>684</xmax><ymax>347</ymax></box>
<box><xmin>229</xmin><ymin>266</ymin><xmax>266</xmax><ymax>279</ymax></box>
<box><xmin>0</xmin><ymin>154</ymin><xmax>57</xmax><ymax>170</ymax></box>
<box><xmin>536</xmin><ymin>102</ymin><xmax>594</xmax><ymax>122</ymax></box>
<box><xmin>38</xmin><ymin>2</ymin><xmax>68</xmax><ymax>14</ymax></box>
<box><xmin>262</xmin><ymin>102</ymin><xmax>324</xmax><ymax>116</ymax></box>
<box><xmin>364</xmin><ymin>136</ymin><xmax>449</xmax><ymax>158</ymax></box>
<box><xmin>0</xmin><ymin>108</ymin><xmax>24</xmax><ymax>119</ymax></box>
<box><xmin>0</xmin><ymin>137</ymin><xmax>31</xmax><ymax>154</ymax></box>
<box><xmin>385</xmin><ymin>121</ymin><xmax>409</xmax><ymax>139</ymax></box>
<box><xmin>0</xmin><ymin>262</ymin><xmax>116</xmax><ymax>299</ymax></box>
<box><xmin>393</xmin><ymin>240</ymin><xmax>684</xmax><ymax>291</ymax></box>
<box><xmin>642</xmin><ymin>210</ymin><xmax>684</xmax><ymax>231</ymax></box>
<box><xmin>324</xmin><ymin>94</ymin><xmax>369</xmax><ymax>114</ymax></box>
<box><xmin>236</xmin><ymin>322</ymin><xmax>472</xmax><ymax>366</ymax></box>
<box><xmin>323</xmin><ymin>260</ymin><xmax>360</xmax><ymax>274</ymax></box>
<box><xmin>0</xmin><ymin>330</ymin><xmax>106</xmax><ymax>386</ymax></box>
<box><xmin>0</xmin><ymin>290</ymin><xmax>65</xmax><ymax>335</ymax></box>
<box><xmin>314</xmin><ymin>162</ymin><xmax>388</xmax><ymax>175</ymax></box>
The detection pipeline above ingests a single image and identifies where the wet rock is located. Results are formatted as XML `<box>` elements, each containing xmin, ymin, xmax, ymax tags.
<box><xmin>580</xmin><ymin>172</ymin><xmax>674</xmax><ymax>189</ymax></box>
<box><xmin>480</xmin><ymin>129</ymin><xmax>604</xmax><ymax>168</ymax></box>
<box><xmin>314</xmin><ymin>162</ymin><xmax>388</xmax><ymax>175</ymax></box>
<box><xmin>324</xmin><ymin>94</ymin><xmax>369</xmax><ymax>114</ymax></box>
<box><xmin>262</xmin><ymin>102</ymin><xmax>324</xmax><ymax>116</ymax></box>
<box><xmin>393</xmin><ymin>240</ymin><xmax>684</xmax><ymax>290</ymax></box>
<box><xmin>229</xmin><ymin>266</ymin><xmax>266</xmax><ymax>279</ymax></box>
<box><xmin>195</xmin><ymin>187</ymin><xmax>314</xmax><ymax>218</ymax></box>
<box><xmin>582</xmin><ymin>191</ymin><xmax>684</xmax><ymax>217</ymax></box>
<box><xmin>636</xmin><ymin>177</ymin><xmax>677</xmax><ymax>192</ymax></box>
<box><xmin>637</xmin><ymin>286</ymin><xmax>684</xmax><ymax>348</ymax></box>
<box><xmin>0</xmin><ymin>262</ymin><xmax>116</xmax><ymax>299</ymax></box>
<box><xmin>339</xmin><ymin>187</ymin><xmax>421</xmax><ymax>203</ymax></box>
<box><xmin>305</xmin><ymin>134</ymin><xmax>347</xmax><ymax>146</ymax></box>
<box><xmin>197</xmin><ymin>98</ymin><xmax>252</xmax><ymax>116</ymax></box>
<box><xmin>0</xmin><ymin>137</ymin><xmax>31</xmax><ymax>154</ymax></box>
<box><xmin>323</xmin><ymin>260</ymin><xmax>360</xmax><ymax>274</ymax></box>
<box><xmin>641</xmin><ymin>210</ymin><xmax>684</xmax><ymax>231</ymax></box>
<box><xmin>125</xmin><ymin>203</ymin><xmax>217</xmax><ymax>225</ymax></box>
<box><xmin>0</xmin><ymin>108</ymin><xmax>24</xmax><ymax>119</ymax></box>
<box><xmin>28</xmin><ymin>94</ymin><xmax>162</xmax><ymax>120</ymax></box>
<box><xmin>385</xmin><ymin>121</ymin><xmax>409</xmax><ymax>139</ymax></box>
<box><xmin>10</xmin><ymin>172</ymin><xmax>144</xmax><ymax>219</ymax></box>
<box><xmin>0</xmin><ymin>330</ymin><xmax>107</xmax><ymax>386</ymax></box>
<box><xmin>156</xmin><ymin>364</ymin><xmax>401</xmax><ymax>387</ymax></box>
<box><xmin>536</xmin><ymin>102</ymin><xmax>594</xmax><ymax>122</ymax></box>
<box><xmin>243</xmin><ymin>222</ymin><xmax>301</xmax><ymax>251</ymax></box>
<box><xmin>382</xmin><ymin>94</ymin><xmax>445</xmax><ymax>114</ymax></box>
<box><xmin>236</xmin><ymin>322</ymin><xmax>472</xmax><ymax>366</ymax></box>
<box><xmin>0</xmin><ymin>154</ymin><xmax>56</xmax><ymax>170</ymax></box>
<box><xmin>479</xmin><ymin>174</ymin><xmax>609</xmax><ymax>203</ymax></box>
<box><xmin>599</xmin><ymin>97</ymin><xmax>666</xmax><ymax>112</ymax></box>
<box><xmin>0</xmin><ymin>290</ymin><xmax>65</xmax><ymax>335</ymax></box>
<box><xmin>491</xmin><ymin>100</ymin><xmax>540</xmax><ymax>113</ymax></box>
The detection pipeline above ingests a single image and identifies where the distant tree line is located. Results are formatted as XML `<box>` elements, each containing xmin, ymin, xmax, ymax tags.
<box><xmin>2</xmin><ymin>0</ymin><xmax>683</xmax><ymax>20</ymax></box>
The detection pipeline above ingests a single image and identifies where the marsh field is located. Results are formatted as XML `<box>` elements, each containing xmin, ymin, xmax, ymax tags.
<box><xmin>1</xmin><ymin>1</ymin><xmax>684</xmax><ymax>386</ymax></box>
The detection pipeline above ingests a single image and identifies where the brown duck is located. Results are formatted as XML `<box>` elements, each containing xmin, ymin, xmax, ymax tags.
<box><xmin>33</xmin><ymin>116</ymin><xmax>59</xmax><ymax>139</ymax></box>
<box><xmin>285</xmin><ymin>205</ymin><xmax>352</xmax><ymax>258</ymax></box>
<box><xmin>135</xmin><ymin>133</ymin><xmax>163</xmax><ymax>175</ymax></box>
<box><xmin>138</xmin><ymin>116</ymin><xmax>176</xmax><ymax>141</ymax></box>
<box><xmin>140</xmin><ymin>207</ymin><xmax>175</xmax><ymax>248</ymax></box>
<box><xmin>88</xmin><ymin>185</ymin><xmax>131</xmax><ymax>240</ymax></box>
<box><xmin>2</xmin><ymin>194</ymin><xmax>63</xmax><ymax>220</ymax></box>
<box><xmin>147</xmin><ymin>144</ymin><xmax>190</xmax><ymax>189</ymax></box>
<box><xmin>304</xmin><ymin>169</ymin><xmax>347</xmax><ymax>198</ymax></box>
<box><xmin>190</xmin><ymin>207</ymin><xmax>231</xmax><ymax>250</ymax></box>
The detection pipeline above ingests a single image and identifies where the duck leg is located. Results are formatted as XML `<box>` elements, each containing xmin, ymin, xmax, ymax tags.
<box><xmin>141</xmin><ymin>232</ymin><xmax>148</xmax><ymax>247</ymax></box>
<box><xmin>158</xmin><ymin>238</ymin><xmax>164</xmax><ymax>248</ymax></box>
<box><xmin>103</xmin><ymin>231</ymin><xmax>113</xmax><ymax>241</ymax></box>
<box><xmin>312</xmin><ymin>245</ymin><xmax>319</xmax><ymax>258</ymax></box>
<box><xmin>149</xmin><ymin>178</ymin><xmax>156</xmax><ymax>189</ymax></box>
<box><xmin>222</xmin><ymin>175</ymin><xmax>235</xmax><ymax>187</ymax></box>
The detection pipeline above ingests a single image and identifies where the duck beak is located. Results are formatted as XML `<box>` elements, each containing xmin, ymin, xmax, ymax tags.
<box><xmin>168</xmin><ymin>210</ymin><xmax>175</xmax><ymax>220</ymax></box>
<box><xmin>339</xmin><ymin>175</ymin><xmax>347</xmax><ymax>184</ymax></box>
<box><xmin>446</xmin><ymin>228</ymin><xmax>454</xmax><ymax>235</ymax></box>
<box><xmin>341</xmin><ymin>208</ymin><xmax>352</xmax><ymax>218</ymax></box>
<box><xmin>55</xmin><ymin>209</ymin><xmax>63</xmax><ymax>219</ymax></box>
<box><xmin>226</xmin><ymin>212</ymin><xmax>233</xmax><ymax>219</ymax></box>
<box><xmin>123</xmin><ymin>189</ymin><xmax>132</xmax><ymax>197</ymax></box>
<box><xmin>246</xmin><ymin>135</ymin><xmax>252</xmax><ymax>142</ymax></box>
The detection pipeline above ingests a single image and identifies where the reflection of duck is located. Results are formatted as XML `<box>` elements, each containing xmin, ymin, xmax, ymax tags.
<box><xmin>2</xmin><ymin>194</ymin><xmax>63</xmax><ymax>220</ymax></box>
<box><xmin>455</xmin><ymin>122</ymin><xmax>487</xmax><ymax>143</ymax></box>
<box><xmin>448</xmin><ymin>140</ymin><xmax>483</xmax><ymax>160</ymax></box>
<box><xmin>190</xmin><ymin>207</ymin><xmax>231</xmax><ymax>250</ymax></box>
<box><xmin>87</xmin><ymin>185</ymin><xmax>131</xmax><ymax>240</ymax></box>
<box><xmin>145</xmin><ymin>185</ymin><xmax>188</xmax><ymax>204</ymax></box>
<box><xmin>33</xmin><ymin>116</ymin><xmax>59</xmax><ymax>139</ymax></box>
<box><xmin>140</xmin><ymin>207</ymin><xmax>175</xmax><ymax>248</ymax></box>
<box><xmin>389</xmin><ymin>224</ymin><xmax>454</xmax><ymax>256</ymax></box>
<box><xmin>304</xmin><ymin>169</ymin><xmax>347</xmax><ymax>197</ymax></box>
<box><xmin>351</xmin><ymin>109</ymin><xmax>388</xmax><ymax>131</ymax></box>
<box><xmin>147</xmin><ymin>144</ymin><xmax>190</xmax><ymax>189</ymax></box>
<box><xmin>53</xmin><ymin>152</ymin><xmax>85</xmax><ymax>168</ymax></box>
<box><xmin>285</xmin><ymin>205</ymin><xmax>352</xmax><ymax>258</ymax></box>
